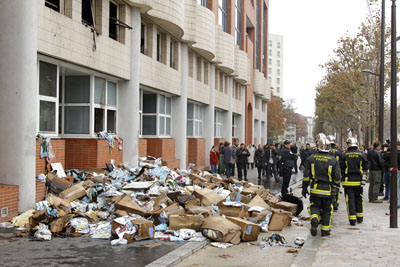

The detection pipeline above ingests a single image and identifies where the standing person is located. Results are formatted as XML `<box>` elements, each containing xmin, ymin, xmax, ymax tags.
<box><xmin>231</xmin><ymin>139</ymin><xmax>239</xmax><ymax>177</ymax></box>
<box><xmin>222</xmin><ymin>142</ymin><xmax>232</xmax><ymax>178</ymax></box>
<box><xmin>209</xmin><ymin>146</ymin><xmax>219</xmax><ymax>174</ymax></box>
<box><xmin>254</xmin><ymin>144</ymin><xmax>265</xmax><ymax>185</ymax></box>
<box><xmin>383</xmin><ymin>146</ymin><xmax>391</xmax><ymax>200</ymax></box>
<box><xmin>265</xmin><ymin>143</ymin><xmax>279</xmax><ymax>182</ymax></box>
<box><xmin>340</xmin><ymin>137</ymin><xmax>369</xmax><ymax>226</ymax></box>
<box><xmin>262</xmin><ymin>144</ymin><xmax>269</xmax><ymax>177</ymax></box>
<box><xmin>279</xmin><ymin>140</ymin><xmax>298</xmax><ymax>196</ymax></box>
<box><xmin>247</xmin><ymin>144</ymin><xmax>255</xmax><ymax>170</ymax></box>
<box><xmin>218</xmin><ymin>142</ymin><xmax>225</xmax><ymax>174</ymax></box>
<box><xmin>236</xmin><ymin>143</ymin><xmax>250</xmax><ymax>181</ymax></box>
<box><xmin>299</xmin><ymin>146</ymin><xmax>305</xmax><ymax>170</ymax></box>
<box><xmin>367</xmin><ymin>141</ymin><xmax>384</xmax><ymax>203</ymax></box>
<box><xmin>291</xmin><ymin>143</ymin><xmax>299</xmax><ymax>174</ymax></box>
<box><xmin>327</xmin><ymin>135</ymin><xmax>342</xmax><ymax>211</ymax></box>
<box><xmin>302</xmin><ymin>133</ymin><xmax>341</xmax><ymax>236</ymax></box>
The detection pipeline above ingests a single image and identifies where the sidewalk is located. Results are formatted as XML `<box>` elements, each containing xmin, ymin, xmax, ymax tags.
<box><xmin>293</xmin><ymin>183</ymin><xmax>400</xmax><ymax>267</ymax></box>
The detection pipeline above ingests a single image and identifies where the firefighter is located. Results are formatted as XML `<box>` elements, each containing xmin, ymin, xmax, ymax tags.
<box><xmin>327</xmin><ymin>135</ymin><xmax>342</xmax><ymax>211</ymax></box>
<box><xmin>340</xmin><ymin>137</ymin><xmax>369</xmax><ymax>226</ymax></box>
<box><xmin>302</xmin><ymin>133</ymin><xmax>341</xmax><ymax>237</ymax></box>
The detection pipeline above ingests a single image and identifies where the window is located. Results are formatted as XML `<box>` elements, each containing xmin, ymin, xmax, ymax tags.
<box><xmin>255</xmin><ymin>0</ymin><xmax>260</xmax><ymax>69</ymax></box>
<box><xmin>214</xmin><ymin>110</ymin><xmax>223</xmax><ymax>137</ymax></box>
<box><xmin>268</xmin><ymin>68</ymin><xmax>272</xmax><ymax>74</ymax></box>
<box><xmin>269</xmin><ymin>49</ymin><xmax>272</xmax><ymax>56</ymax></box>
<box><xmin>219</xmin><ymin>72</ymin><xmax>224</xmax><ymax>92</ymax></box>
<box><xmin>204</xmin><ymin>62</ymin><xmax>209</xmax><ymax>85</ymax></box>
<box><xmin>277</xmin><ymin>87</ymin><xmax>280</xmax><ymax>93</ymax></box>
<box><xmin>268</xmin><ymin>58</ymin><xmax>272</xmax><ymax>65</ymax></box>
<box><xmin>224</xmin><ymin>76</ymin><xmax>228</xmax><ymax>94</ymax></box>
<box><xmin>277</xmin><ymin>42</ymin><xmax>281</xmax><ymax>48</ymax></box>
<box><xmin>141</xmin><ymin>91</ymin><xmax>171</xmax><ymax>136</ymax></box>
<box><xmin>232</xmin><ymin>114</ymin><xmax>238</xmax><ymax>138</ymax></box>
<box><xmin>218</xmin><ymin>0</ymin><xmax>228</xmax><ymax>32</ymax></box>
<box><xmin>189</xmin><ymin>52</ymin><xmax>194</xmax><ymax>77</ymax></box>
<box><xmin>82</xmin><ymin>0</ymin><xmax>94</xmax><ymax>26</ymax></box>
<box><xmin>277</xmin><ymin>51</ymin><xmax>281</xmax><ymax>58</ymax></box>
<box><xmin>156</xmin><ymin>33</ymin><xmax>161</xmax><ymax>62</ymax></box>
<box><xmin>268</xmin><ymin>77</ymin><xmax>272</xmax><ymax>82</ymax></box>
<box><xmin>93</xmin><ymin>78</ymin><xmax>117</xmax><ymax>133</ymax></box>
<box><xmin>255</xmin><ymin>97</ymin><xmax>259</xmax><ymax>109</ymax></box>
<box><xmin>141</xmin><ymin>23</ymin><xmax>146</xmax><ymax>54</ymax></box>
<box><xmin>170</xmin><ymin>41</ymin><xmax>177</xmax><ymax>69</ymax></box>
<box><xmin>109</xmin><ymin>1</ymin><xmax>118</xmax><ymax>41</ymax></box>
<box><xmin>196</xmin><ymin>57</ymin><xmax>202</xmax><ymax>82</ymax></box>
<box><xmin>45</xmin><ymin>0</ymin><xmax>60</xmax><ymax>12</ymax></box>
<box><xmin>235</xmin><ymin>0</ymin><xmax>242</xmax><ymax>48</ymax></box>
<box><xmin>277</xmin><ymin>60</ymin><xmax>281</xmax><ymax>67</ymax></box>
<box><xmin>196</xmin><ymin>0</ymin><xmax>208</xmax><ymax>7</ymax></box>
<box><xmin>39</xmin><ymin>61</ymin><xmax>58</xmax><ymax>133</ymax></box>
<box><xmin>215</xmin><ymin>69</ymin><xmax>219</xmax><ymax>90</ymax></box>
<box><xmin>262</xmin><ymin>101</ymin><xmax>265</xmax><ymax>112</ymax></box>
<box><xmin>269</xmin><ymin>40</ymin><xmax>272</xmax><ymax>47</ymax></box>
<box><xmin>277</xmin><ymin>78</ymin><xmax>280</xmax><ymax>85</ymax></box>
<box><xmin>277</xmin><ymin>69</ymin><xmax>280</xmax><ymax>75</ymax></box>
<box><xmin>187</xmin><ymin>103</ymin><xmax>203</xmax><ymax>137</ymax></box>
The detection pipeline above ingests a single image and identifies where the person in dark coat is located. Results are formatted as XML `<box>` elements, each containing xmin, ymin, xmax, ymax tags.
<box><xmin>222</xmin><ymin>141</ymin><xmax>232</xmax><ymax>177</ymax></box>
<box><xmin>236</xmin><ymin>143</ymin><xmax>250</xmax><ymax>181</ymax></box>
<box><xmin>254</xmin><ymin>144</ymin><xmax>265</xmax><ymax>185</ymax></box>
<box><xmin>264</xmin><ymin>143</ymin><xmax>279</xmax><ymax>182</ymax></box>
<box><xmin>279</xmin><ymin>140</ymin><xmax>298</xmax><ymax>195</ymax></box>
<box><xmin>291</xmin><ymin>143</ymin><xmax>299</xmax><ymax>174</ymax></box>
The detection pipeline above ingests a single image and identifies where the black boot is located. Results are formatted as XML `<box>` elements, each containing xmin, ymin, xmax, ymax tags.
<box><xmin>350</xmin><ymin>220</ymin><xmax>356</xmax><ymax>226</ymax></box>
<box><xmin>357</xmin><ymin>217</ymin><xmax>363</xmax><ymax>224</ymax></box>
<box><xmin>321</xmin><ymin>230</ymin><xmax>330</xmax><ymax>237</ymax></box>
<box><xmin>311</xmin><ymin>218</ymin><xmax>319</xmax><ymax>236</ymax></box>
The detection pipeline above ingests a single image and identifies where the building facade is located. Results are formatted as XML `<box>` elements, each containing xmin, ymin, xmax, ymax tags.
<box><xmin>267</xmin><ymin>33</ymin><xmax>283</xmax><ymax>98</ymax></box>
<box><xmin>0</xmin><ymin>0</ymin><xmax>271</xmax><ymax>212</ymax></box>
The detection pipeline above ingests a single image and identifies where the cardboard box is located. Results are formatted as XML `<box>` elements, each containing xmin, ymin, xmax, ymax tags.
<box><xmin>248</xmin><ymin>195</ymin><xmax>270</xmax><ymax>209</ymax></box>
<box><xmin>268</xmin><ymin>208</ymin><xmax>292</xmax><ymax>231</ymax></box>
<box><xmin>59</xmin><ymin>184</ymin><xmax>86</xmax><ymax>202</ymax></box>
<box><xmin>169</xmin><ymin>214</ymin><xmax>202</xmax><ymax>231</ymax></box>
<box><xmin>115</xmin><ymin>195</ymin><xmax>149</xmax><ymax>216</ymax></box>
<box><xmin>185</xmin><ymin>206</ymin><xmax>217</xmax><ymax>217</ymax></box>
<box><xmin>201</xmin><ymin>215</ymin><xmax>241</xmax><ymax>245</ymax></box>
<box><xmin>271</xmin><ymin>201</ymin><xmax>297</xmax><ymax>216</ymax></box>
<box><xmin>153</xmin><ymin>193</ymin><xmax>174</xmax><ymax>210</ymax></box>
<box><xmin>49</xmin><ymin>214</ymin><xmax>74</xmax><ymax>233</ymax></box>
<box><xmin>256</xmin><ymin>189</ymin><xmax>279</xmax><ymax>205</ymax></box>
<box><xmin>49</xmin><ymin>178</ymin><xmax>72</xmax><ymax>195</ymax></box>
<box><xmin>112</xmin><ymin>218</ymin><xmax>155</xmax><ymax>242</ymax></box>
<box><xmin>230</xmin><ymin>192</ymin><xmax>251</xmax><ymax>204</ymax></box>
<box><xmin>153</xmin><ymin>203</ymin><xmax>186</xmax><ymax>225</ymax></box>
<box><xmin>227</xmin><ymin>216</ymin><xmax>261</xmax><ymax>242</ymax></box>
<box><xmin>249</xmin><ymin>209</ymin><xmax>273</xmax><ymax>223</ymax></box>
<box><xmin>177</xmin><ymin>194</ymin><xmax>200</xmax><ymax>208</ymax></box>
<box><xmin>218</xmin><ymin>203</ymin><xmax>249</xmax><ymax>218</ymax></box>
<box><xmin>193</xmin><ymin>188</ymin><xmax>225</xmax><ymax>206</ymax></box>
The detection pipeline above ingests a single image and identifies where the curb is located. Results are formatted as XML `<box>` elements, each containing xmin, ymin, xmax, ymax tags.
<box><xmin>145</xmin><ymin>240</ymin><xmax>210</xmax><ymax>267</ymax></box>
<box><xmin>290</xmin><ymin>232</ymin><xmax>321</xmax><ymax>267</ymax></box>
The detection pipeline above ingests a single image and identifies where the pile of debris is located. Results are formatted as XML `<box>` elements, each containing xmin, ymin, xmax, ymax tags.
<box><xmin>11</xmin><ymin>157</ymin><xmax>298</xmax><ymax>246</ymax></box>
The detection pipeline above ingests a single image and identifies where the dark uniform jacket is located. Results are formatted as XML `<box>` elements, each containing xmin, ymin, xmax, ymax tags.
<box><xmin>303</xmin><ymin>151</ymin><xmax>341</xmax><ymax>198</ymax></box>
<box><xmin>367</xmin><ymin>149</ymin><xmax>383</xmax><ymax>171</ymax></box>
<box><xmin>280</xmin><ymin>147</ymin><xmax>298</xmax><ymax>169</ymax></box>
<box><xmin>236</xmin><ymin>148</ymin><xmax>250</xmax><ymax>164</ymax></box>
<box><xmin>329</xmin><ymin>145</ymin><xmax>342</xmax><ymax>162</ymax></box>
<box><xmin>340</xmin><ymin>147</ymin><xmax>369</xmax><ymax>187</ymax></box>
<box><xmin>264</xmin><ymin>148</ymin><xmax>278</xmax><ymax>164</ymax></box>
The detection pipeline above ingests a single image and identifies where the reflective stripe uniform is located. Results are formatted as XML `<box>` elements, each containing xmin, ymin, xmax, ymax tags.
<box><xmin>340</xmin><ymin>147</ymin><xmax>369</xmax><ymax>223</ymax></box>
<box><xmin>329</xmin><ymin>146</ymin><xmax>342</xmax><ymax>210</ymax></box>
<box><xmin>303</xmin><ymin>151</ymin><xmax>341</xmax><ymax>233</ymax></box>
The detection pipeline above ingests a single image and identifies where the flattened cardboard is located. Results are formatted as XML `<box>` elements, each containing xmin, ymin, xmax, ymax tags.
<box><xmin>115</xmin><ymin>195</ymin><xmax>149</xmax><ymax>216</ymax></box>
<box><xmin>227</xmin><ymin>216</ymin><xmax>261</xmax><ymax>241</ymax></box>
<box><xmin>256</xmin><ymin>189</ymin><xmax>279</xmax><ymax>205</ymax></box>
<box><xmin>230</xmin><ymin>192</ymin><xmax>251</xmax><ymax>204</ymax></box>
<box><xmin>193</xmin><ymin>188</ymin><xmax>224</xmax><ymax>206</ymax></box>
<box><xmin>50</xmin><ymin>214</ymin><xmax>74</xmax><ymax>233</ymax></box>
<box><xmin>268</xmin><ymin>208</ymin><xmax>292</xmax><ymax>231</ymax></box>
<box><xmin>218</xmin><ymin>203</ymin><xmax>249</xmax><ymax>218</ymax></box>
<box><xmin>248</xmin><ymin>195</ymin><xmax>270</xmax><ymax>209</ymax></box>
<box><xmin>59</xmin><ymin>184</ymin><xmax>86</xmax><ymax>202</ymax></box>
<box><xmin>112</xmin><ymin>218</ymin><xmax>155</xmax><ymax>242</ymax></box>
<box><xmin>249</xmin><ymin>209</ymin><xmax>273</xmax><ymax>223</ymax></box>
<box><xmin>153</xmin><ymin>193</ymin><xmax>173</xmax><ymax>210</ymax></box>
<box><xmin>49</xmin><ymin>178</ymin><xmax>72</xmax><ymax>194</ymax></box>
<box><xmin>271</xmin><ymin>201</ymin><xmax>297</xmax><ymax>216</ymax></box>
<box><xmin>185</xmin><ymin>206</ymin><xmax>216</xmax><ymax>217</ymax></box>
<box><xmin>169</xmin><ymin>214</ymin><xmax>202</xmax><ymax>231</ymax></box>
<box><xmin>201</xmin><ymin>215</ymin><xmax>241</xmax><ymax>245</ymax></box>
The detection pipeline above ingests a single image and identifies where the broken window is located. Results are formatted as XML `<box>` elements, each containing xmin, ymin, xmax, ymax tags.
<box><xmin>82</xmin><ymin>0</ymin><xmax>94</xmax><ymax>26</ymax></box>
<box><xmin>109</xmin><ymin>1</ymin><xmax>118</xmax><ymax>41</ymax></box>
<box><xmin>156</xmin><ymin>33</ymin><xmax>161</xmax><ymax>62</ymax></box>
<box><xmin>45</xmin><ymin>0</ymin><xmax>60</xmax><ymax>12</ymax></box>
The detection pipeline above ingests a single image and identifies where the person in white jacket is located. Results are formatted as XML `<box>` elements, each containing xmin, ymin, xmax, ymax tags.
<box><xmin>247</xmin><ymin>144</ymin><xmax>256</xmax><ymax>170</ymax></box>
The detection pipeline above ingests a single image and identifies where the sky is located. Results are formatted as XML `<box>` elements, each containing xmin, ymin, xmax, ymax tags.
<box><xmin>269</xmin><ymin>0</ymin><xmax>376</xmax><ymax>117</ymax></box>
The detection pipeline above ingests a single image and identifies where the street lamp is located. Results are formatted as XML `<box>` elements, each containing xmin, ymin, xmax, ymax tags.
<box><xmin>389</xmin><ymin>0</ymin><xmax>397</xmax><ymax>229</ymax></box>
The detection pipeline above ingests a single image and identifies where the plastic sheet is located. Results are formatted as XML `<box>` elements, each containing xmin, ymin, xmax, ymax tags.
<box><xmin>34</xmin><ymin>223</ymin><xmax>52</xmax><ymax>241</ymax></box>
<box><xmin>70</xmin><ymin>217</ymin><xmax>90</xmax><ymax>234</ymax></box>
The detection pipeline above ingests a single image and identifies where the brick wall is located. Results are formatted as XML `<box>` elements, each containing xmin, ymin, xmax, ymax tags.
<box><xmin>139</xmin><ymin>139</ymin><xmax>148</xmax><ymax>157</ymax></box>
<box><xmin>36</xmin><ymin>139</ymin><xmax>66</xmax><ymax>176</ymax></box>
<box><xmin>187</xmin><ymin>138</ymin><xmax>206</xmax><ymax>168</ymax></box>
<box><xmin>0</xmin><ymin>184</ymin><xmax>19</xmax><ymax>223</ymax></box>
<box><xmin>65</xmin><ymin>139</ymin><xmax>123</xmax><ymax>169</ymax></box>
<box><xmin>214</xmin><ymin>138</ymin><xmax>225</xmax><ymax>147</ymax></box>
<box><xmin>146</xmin><ymin>139</ymin><xmax>180</xmax><ymax>169</ymax></box>
<box><xmin>35</xmin><ymin>182</ymin><xmax>46</xmax><ymax>203</ymax></box>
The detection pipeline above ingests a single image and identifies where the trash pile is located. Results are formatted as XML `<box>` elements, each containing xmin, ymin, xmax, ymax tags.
<box><xmin>12</xmin><ymin>157</ymin><xmax>298</xmax><ymax>246</ymax></box>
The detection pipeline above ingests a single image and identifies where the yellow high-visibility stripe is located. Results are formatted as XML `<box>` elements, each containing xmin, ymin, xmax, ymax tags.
<box><xmin>308</xmin><ymin>202</ymin><xmax>313</xmax><ymax>216</ymax></box>
<box><xmin>345</xmin><ymin>161</ymin><xmax>348</xmax><ymax>175</ymax></box>
<box><xmin>337</xmin><ymin>189</ymin><xmax>340</xmax><ymax>204</ymax></box>
<box><xmin>328</xmin><ymin>165</ymin><xmax>332</xmax><ymax>183</ymax></box>
<box><xmin>310</xmin><ymin>188</ymin><xmax>331</xmax><ymax>196</ymax></box>
<box><xmin>310</xmin><ymin>214</ymin><xmax>319</xmax><ymax>221</ymax></box>
<box><xmin>356</xmin><ymin>213</ymin><xmax>363</xmax><ymax>217</ymax></box>
<box><xmin>311</xmin><ymin>163</ymin><xmax>315</xmax><ymax>179</ymax></box>
<box><xmin>303</xmin><ymin>177</ymin><xmax>310</xmax><ymax>182</ymax></box>
<box><xmin>342</xmin><ymin>181</ymin><xmax>361</xmax><ymax>186</ymax></box>
<box><xmin>360</xmin><ymin>161</ymin><xmax>363</xmax><ymax>175</ymax></box>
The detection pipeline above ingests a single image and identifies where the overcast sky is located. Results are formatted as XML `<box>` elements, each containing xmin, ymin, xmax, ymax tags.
<box><xmin>269</xmin><ymin>0</ymin><xmax>378</xmax><ymax>117</ymax></box>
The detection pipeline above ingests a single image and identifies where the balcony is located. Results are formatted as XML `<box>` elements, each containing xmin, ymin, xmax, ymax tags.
<box><xmin>262</xmin><ymin>78</ymin><xmax>271</xmax><ymax>101</ymax></box>
<box><xmin>215</xmin><ymin>25</ymin><xmax>235</xmax><ymax>74</ymax></box>
<box><xmin>183</xmin><ymin>1</ymin><xmax>215</xmax><ymax>61</ymax></box>
<box><xmin>233</xmin><ymin>46</ymin><xmax>249</xmax><ymax>84</ymax></box>
<box><xmin>253</xmin><ymin>70</ymin><xmax>264</xmax><ymax>96</ymax></box>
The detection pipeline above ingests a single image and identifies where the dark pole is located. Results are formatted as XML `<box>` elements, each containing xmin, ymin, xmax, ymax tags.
<box><xmin>320</xmin><ymin>121</ymin><xmax>324</xmax><ymax>133</ymax></box>
<box><xmin>389</xmin><ymin>0</ymin><xmax>397</xmax><ymax>228</ymax></box>
<box><xmin>379</xmin><ymin>0</ymin><xmax>385</xmax><ymax>143</ymax></box>
<box><xmin>340</xmin><ymin>127</ymin><xmax>343</xmax><ymax>147</ymax></box>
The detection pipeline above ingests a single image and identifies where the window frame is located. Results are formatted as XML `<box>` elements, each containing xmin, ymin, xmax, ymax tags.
<box><xmin>218</xmin><ymin>0</ymin><xmax>228</xmax><ymax>32</ymax></box>
<box><xmin>196</xmin><ymin>0</ymin><xmax>208</xmax><ymax>7</ymax></box>
<box><xmin>187</xmin><ymin>102</ymin><xmax>203</xmax><ymax>138</ymax></box>
<box><xmin>214</xmin><ymin>109</ymin><xmax>223</xmax><ymax>138</ymax></box>
<box><xmin>109</xmin><ymin>0</ymin><xmax>119</xmax><ymax>41</ymax></box>
<box><xmin>235</xmin><ymin>0</ymin><xmax>242</xmax><ymax>48</ymax></box>
<box><xmin>232</xmin><ymin>113</ymin><xmax>238</xmax><ymax>138</ymax></box>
